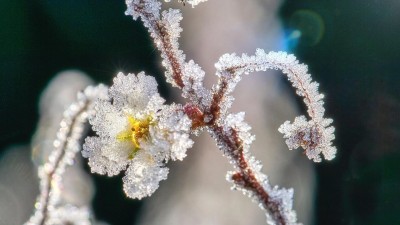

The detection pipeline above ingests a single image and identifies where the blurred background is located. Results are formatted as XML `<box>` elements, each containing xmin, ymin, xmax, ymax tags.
<box><xmin>1</xmin><ymin>0</ymin><xmax>400</xmax><ymax>224</ymax></box>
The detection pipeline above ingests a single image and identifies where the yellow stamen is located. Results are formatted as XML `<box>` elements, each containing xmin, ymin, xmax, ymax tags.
<box><xmin>116</xmin><ymin>114</ymin><xmax>153</xmax><ymax>159</ymax></box>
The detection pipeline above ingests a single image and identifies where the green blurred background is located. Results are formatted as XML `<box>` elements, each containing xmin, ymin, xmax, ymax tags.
<box><xmin>1</xmin><ymin>0</ymin><xmax>400</xmax><ymax>224</ymax></box>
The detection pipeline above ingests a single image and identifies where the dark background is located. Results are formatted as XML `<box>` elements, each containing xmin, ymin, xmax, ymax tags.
<box><xmin>1</xmin><ymin>0</ymin><xmax>400</xmax><ymax>224</ymax></box>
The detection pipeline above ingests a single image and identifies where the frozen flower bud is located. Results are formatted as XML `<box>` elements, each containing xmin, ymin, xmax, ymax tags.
<box><xmin>82</xmin><ymin>72</ymin><xmax>193</xmax><ymax>199</ymax></box>
<box><xmin>278</xmin><ymin>116</ymin><xmax>336</xmax><ymax>162</ymax></box>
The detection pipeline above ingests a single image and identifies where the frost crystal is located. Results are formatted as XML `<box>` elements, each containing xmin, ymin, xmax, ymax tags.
<box><xmin>82</xmin><ymin>72</ymin><xmax>193</xmax><ymax>199</ymax></box>
<box><xmin>222</xmin><ymin>113</ymin><xmax>300</xmax><ymax>225</ymax></box>
<box><xmin>125</xmin><ymin>0</ymin><xmax>211</xmax><ymax>105</ymax></box>
<box><xmin>125</xmin><ymin>0</ymin><xmax>161</xmax><ymax>21</ymax></box>
<box><xmin>125</xmin><ymin>0</ymin><xmax>184</xmax><ymax>88</ymax></box>
<box><xmin>25</xmin><ymin>84</ymin><xmax>108</xmax><ymax>225</ymax></box>
<box><xmin>278</xmin><ymin>116</ymin><xmax>336</xmax><ymax>162</ymax></box>
<box><xmin>215</xmin><ymin>49</ymin><xmax>336</xmax><ymax>162</ymax></box>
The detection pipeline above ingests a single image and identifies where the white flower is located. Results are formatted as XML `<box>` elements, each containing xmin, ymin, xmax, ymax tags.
<box><xmin>82</xmin><ymin>72</ymin><xmax>193</xmax><ymax>199</ymax></box>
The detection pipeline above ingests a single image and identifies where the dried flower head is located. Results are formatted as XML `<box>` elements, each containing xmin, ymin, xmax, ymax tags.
<box><xmin>82</xmin><ymin>72</ymin><xmax>193</xmax><ymax>199</ymax></box>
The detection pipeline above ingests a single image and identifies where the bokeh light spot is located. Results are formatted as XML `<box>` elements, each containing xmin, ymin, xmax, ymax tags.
<box><xmin>289</xmin><ymin>9</ymin><xmax>325</xmax><ymax>47</ymax></box>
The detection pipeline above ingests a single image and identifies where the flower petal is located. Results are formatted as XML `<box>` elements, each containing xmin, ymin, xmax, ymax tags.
<box><xmin>90</xmin><ymin>100</ymin><xmax>128</xmax><ymax>138</ymax></box>
<box><xmin>82</xmin><ymin>137</ymin><xmax>129</xmax><ymax>176</ymax></box>
<box><xmin>109</xmin><ymin>72</ymin><xmax>160</xmax><ymax>112</ymax></box>
<box><xmin>122</xmin><ymin>152</ymin><xmax>169</xmax><ymax>199</ymax></box>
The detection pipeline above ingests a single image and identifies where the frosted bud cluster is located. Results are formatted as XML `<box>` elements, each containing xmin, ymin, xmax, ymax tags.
<box><xmin>278</xmin><ymin>116</ymin><xmax>336</xmax><ymax>162</ymax></box>
<box><xmin>82</xmin><ymin>72</ymin><xmax>193</xmax><ymax>199</ymax></box>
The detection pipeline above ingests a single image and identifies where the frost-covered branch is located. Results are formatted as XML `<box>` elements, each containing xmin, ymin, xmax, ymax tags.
<box><xmin>25</xmin><ymin>85</ymin><xmax>108</xmax><ymax>225</ymax></box>
<box><xmin>26</xmin><ymin>1</ymin><xmax>336</xmax><ymax>225</ymax></box>
<box><xmin>125</xmin><ymin>0</ymin><xmax>211</xmax><ymax>108</ymax></box>
<box><xmin>209</xmin><ymin>113</ymin><xmax>299</xmax><ymax>225</ymax></box>
<box><xmin>123</xmin><ymin>0</ymin><xmax>336</xmax><ymax>224</ymax></box>
<box><xmin>215</xmin><ymin>50</ymin><xmax>336</xmax><ymax>162</ymax></box>
<box><xmin>126</xmin><ymin>0</ymin><xmax>185</xmax><ymax>88</ymax></box>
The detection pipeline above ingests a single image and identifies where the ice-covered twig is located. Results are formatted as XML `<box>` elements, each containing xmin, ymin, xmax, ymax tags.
<box><xmin>125</xmin><ymin>0</ymin><xmax>211</xmax><ymax>108</ymax></box>
<box><xmin>126</xmin><ymin>0</ymin><xmax>185</xmax><ymax>88</ymax></box>
<box><xmin>25</xmin><ymin>85</ymin><xmax>108</xmax><ymax>225</ymax></box>
<box><xmin>210</xmin><ymin>112</ymin><xmax>300</xmax><ymax>225</ymax></box>
<box><xmin>215</xmin><ymin>50</ymin><xmax>336</xmax><ymax>162</ymax></box>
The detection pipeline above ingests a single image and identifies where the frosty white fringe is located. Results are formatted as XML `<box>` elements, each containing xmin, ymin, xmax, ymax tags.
<box><xmin>125</xmin><ymin>0</ymin><xmax>212</xmax><ymax>108</ymax></box>
<box><xmin>25</xmin><ymin>85</ymin><xmax>108</xmax><ymax>225</ymax></box>
<box><xmin>82</xmin><ymin>72</ymin><xmax>193</xmax><ymax>199</ymax></box>
<box><xmin>27</xmin><ymin>0</ymin><xmax>336</xmax><ymax>225</ymax></box>
<box><xmin>215</xmin><ymin>50</ymin><xmax>336</xmax><ymax>162</ymax></box>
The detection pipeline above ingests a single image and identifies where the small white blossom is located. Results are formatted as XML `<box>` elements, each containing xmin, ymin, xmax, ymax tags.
<box><xmin>82</xmin><ymin>72</ymin><xmax>193</xmax><ymax>199</ymax></box>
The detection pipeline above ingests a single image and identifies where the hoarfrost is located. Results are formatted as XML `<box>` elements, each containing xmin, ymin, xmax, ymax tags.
<box><xmin>82</xmin><ymin>72</ymin><xmax>193</xmax><ymax>199</ymax></box>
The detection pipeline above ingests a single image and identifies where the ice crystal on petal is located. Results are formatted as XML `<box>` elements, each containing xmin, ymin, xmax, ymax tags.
<box><xmin>123</xmin><ymin>152</ymin><xmax>169</xmax><ymax>199</ymax></box>
<box><xmin>82</xmin><ymin>136</ymin><xmax>130</xmax><ymax>176</ymax></box>
<box><xmin>82</xmin><ymin>72</ymin><xmax>193</xmax><ymax>199</ymax></box>
<box><xmin>89</xmin><ymin>101</ymin><xmax>127</xmax><ymax>142</ymax></box>
<box><xmin>109</xmin><ymin>72</ymin><xmax>160</xmax><ymax>112</ymax></box>
<box><xmin>157</xmin><ymin>104</ymin><xmax>193</xmax><ymax>160</ymax></box>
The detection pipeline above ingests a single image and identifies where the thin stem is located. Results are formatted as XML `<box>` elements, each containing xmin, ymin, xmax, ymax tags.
<box><xmin>207</xmin><ymin>75</ymin><xmax>228</xmax><ymax>124</ymax></box>
<box><xmin>38</xmin><ymin>104</ymin><xmax>89</xmax><ymax>225</ymax></box>
<box><xmin>210</xmin><ymin>125</ymin><xmax>287</xmax><ymax>225</ymax></box>
<box><xmin>134</xmin><ymin>2</ymin><xmax>184</xmax><ymax>88</ymax></box>
<box><xmin>214</xmin><ymin>52</ymin><xmax>325</xmax><ymax>123</ymax></box>
<box><xmin>25</xmin><ymin>85</ymin><xmax>105</xmax><ymax>225</ymax></box>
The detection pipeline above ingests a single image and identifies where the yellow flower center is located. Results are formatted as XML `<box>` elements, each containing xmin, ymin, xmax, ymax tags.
<box><xmin>116</xmin><ymin>114</ymin><xmax>153</xmax><ymax>159</ymax></box>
